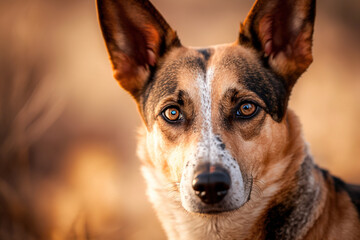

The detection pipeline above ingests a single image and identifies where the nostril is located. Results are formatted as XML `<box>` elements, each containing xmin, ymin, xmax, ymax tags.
<box><xmin>192</xmin><ymin>168</ymin><xmax>231</xmax><ymax>204</ymax></box>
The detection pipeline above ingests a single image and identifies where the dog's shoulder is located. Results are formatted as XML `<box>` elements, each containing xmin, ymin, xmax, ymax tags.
<box><xmin>321</xmin><ymin>168</ymin><xmax>360</xmax><ymax>218</ymax></box>
<box><xmin>346</xmin><ymin>184</ymin><xmax>360</xmax><ymax>213</ymax></box>
<box><xmin>333</xmin><ymin>176</ymin><xmax>360</xmax><ymax>216</ymax></box>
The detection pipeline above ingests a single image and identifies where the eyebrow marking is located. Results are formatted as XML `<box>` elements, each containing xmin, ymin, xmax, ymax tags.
<box><xmin>197</xmin><ymin>48</ymin><xmax>212</xmax><ymax>62</ymax></box>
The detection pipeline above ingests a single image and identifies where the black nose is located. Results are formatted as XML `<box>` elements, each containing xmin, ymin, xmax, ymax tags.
<box><xmin>192</xmin><ymin>164</ymin><xmax>231</xmax><ymax>204</ymax></box>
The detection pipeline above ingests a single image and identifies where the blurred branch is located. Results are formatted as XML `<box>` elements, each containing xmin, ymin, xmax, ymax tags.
<box><xmin>0</xmin><ymin>30</ymin><xmax>63</xmax><ymax>239</ymax></box>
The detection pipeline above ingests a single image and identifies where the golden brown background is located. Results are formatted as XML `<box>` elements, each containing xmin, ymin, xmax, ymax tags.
<box><xmin>0</xmin><ymin>0</ymin><xmax>359</xmax><ymax>239</ymax></box>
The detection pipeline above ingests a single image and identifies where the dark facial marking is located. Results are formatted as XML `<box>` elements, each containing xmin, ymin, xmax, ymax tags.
<box><xmin>219</xmin><ymin>88</ymin><xmax>266</xmax><ymax>141</ymax></box>
<box><xmin>141</xmin><ymin>62</ymin><xmax>178</xmax><ymax>125</ymax></box>
<box><xmin>220</xmin><ymin>88</ymin><xmax>238</xmax><ymax>130</ymax></box>
<box><xmin>215</xmin><ymin>136</ymin><xmax>226</xmax><ymax>150</ymax></box>
<box><xmin>141</xmin><ymin>50</ymin><xmax>207</xmax><ymax>127</ymax></box>
<box><xmin>197</xmin><ymin>48</ymin><xmax>212</xmax><ymax>62</ymax></box>
<box><xmin>221</xmin><ymin>54</ymin><xmax>287</xmax><ymax>122</ymax></box>
<box><xmin>156</xmin><ymin>90</ymin><xmax>196</xmax><ymax>143</ymax></box>
<box><xmin>177</xmin><ymin>90</ymin><xmax>196</xmax><ymax>131</ymax></box>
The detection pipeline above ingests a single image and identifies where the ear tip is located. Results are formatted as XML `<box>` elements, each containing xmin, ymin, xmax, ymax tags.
<box><xmin>96</xmin><ymin>0</ymin><xmax>112</xmax><ymax>16</ymax></box>
<box><xmin>97</xmin><ymin>0</ymin><xmax>120</xmax><ymax>12</ymax></box>
<box><xmin>96</xmin><ymin>0</ymin><xmax>107</xmax><ymax>8</ymax></box>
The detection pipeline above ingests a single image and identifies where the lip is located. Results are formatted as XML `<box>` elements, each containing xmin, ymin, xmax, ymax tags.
<box><xmin>192</xmin><ymin>206</ymin><xmax>241</xmax><ymax>215</ymax></box>
<box><xmin>186</xmin><ymin>196</ymin><xmax>250</xmax><ymax>215</ymax></box>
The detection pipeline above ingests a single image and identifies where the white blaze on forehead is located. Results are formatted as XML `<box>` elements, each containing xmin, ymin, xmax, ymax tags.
<box><xmin>196</xmin><ymin>67</ymin><xmax>216</xmax><ymax>164</ymax></box>
<box><xmin>195</xmin><ymin>66</ymin><xmax>232</xmax><ymax>165</ymax></box>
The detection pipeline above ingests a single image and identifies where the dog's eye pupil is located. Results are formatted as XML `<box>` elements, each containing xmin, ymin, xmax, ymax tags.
<box><xmin>237</xmin><ymin>103</ymin><xmax>256</xmax><ymax>117</ymax></box>
<box><xmin>164</xmin><ymin>107</ymin><xmax>180</xmax><ymax>121</ymax></box>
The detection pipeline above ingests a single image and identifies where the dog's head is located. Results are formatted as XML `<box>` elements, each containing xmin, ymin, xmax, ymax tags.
<box><xmin>97</xmin><ymin>0</ymin><xmax>315</xmax><ymax>213</ymax></box>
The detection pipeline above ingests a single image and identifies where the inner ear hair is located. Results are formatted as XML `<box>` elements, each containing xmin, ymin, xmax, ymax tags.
<box><xmin>97</xmin><ymin>0</ymin><xmax>181</xmax><ymax>99</ymax></box>
<box><xmin>239</xmin><ymin>0</ymin><xmax>316</xmax><ymax>90</ymax></box>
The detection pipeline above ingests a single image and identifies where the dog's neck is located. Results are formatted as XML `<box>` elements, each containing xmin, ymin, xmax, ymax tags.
<box><xmin>139</xmin><ymin>110</ymin><xmax>325</xmax><ymax>240</ymax></box>
<box><xmin>252</xmin><ymin>154</ymin><xmax>324</xmax><ymax>240</ymax></box>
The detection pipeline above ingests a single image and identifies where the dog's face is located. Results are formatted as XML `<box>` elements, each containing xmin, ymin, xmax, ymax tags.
<box><xmin>97</xmin><ymin>0</ymin><xmax>315</xmax><ymax>213</ymax></box>
<box><xmin>141</xmin><ymin>45</ymin><xmax>291</xmax><ymax>213</ymax></box>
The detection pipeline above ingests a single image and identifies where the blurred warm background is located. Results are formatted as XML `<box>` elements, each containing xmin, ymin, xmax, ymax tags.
<box><xmin>0</xmin><ymin>0</ymin><xmax>359</xmax><ymax>239</ymax></box>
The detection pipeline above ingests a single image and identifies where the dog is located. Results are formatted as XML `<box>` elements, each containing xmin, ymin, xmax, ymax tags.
<box><xmin>96</xmin><ymin>0</ymin><xmax>360</xmax><ymax>239</ymax></box>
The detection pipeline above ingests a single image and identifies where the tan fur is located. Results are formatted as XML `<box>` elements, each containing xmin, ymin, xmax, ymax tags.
<box><xmin>304</xmin><ymin>173</ymin><xmax>360</xmax><ymax>239</ymax></box>
<box><xmin>138</xmin><ymin>109</ymin><xmax>313</xmax><ymax>239</ymax></box>
<box><xmin>140</xmin><ymin>108</ymin><xmax>360</xmax><ymax>240</ymax></box>
<box><xmin>135</xmin><ymin>43</ymin><xmax>360</xmax><ymax>240</ymax></box>
<box><xmin>97</xmin><ymin>0</ymin><xmax>360</xmax><ymax>238</ymax></box>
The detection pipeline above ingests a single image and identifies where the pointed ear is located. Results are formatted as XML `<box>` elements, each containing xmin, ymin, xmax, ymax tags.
<box><xmin>239</xmin><ymin>0</ymin><xmax>316</xmax><ymax>91</ymax></box>
<box><xmin>97</xmin><ymin>0</ymin><xmax>181</xmax><ymax>99</ymax></box>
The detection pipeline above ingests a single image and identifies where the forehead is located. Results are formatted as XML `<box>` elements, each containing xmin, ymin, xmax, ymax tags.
<box><xmin>141</xmin><ymin>44</ymin><xmax>287</xmax><ymax>123</ymax></box>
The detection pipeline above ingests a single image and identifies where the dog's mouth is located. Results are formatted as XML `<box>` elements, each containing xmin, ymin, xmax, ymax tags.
<box><xmin>189</xmin><ymin>205</ymin><xmax>242</xmax><ymax>215</ymax></box>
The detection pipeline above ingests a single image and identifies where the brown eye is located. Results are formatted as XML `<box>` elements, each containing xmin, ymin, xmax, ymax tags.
<box><xmin>236</xmin><ymin>102</ymin><xmax>257</xmax><ymax>118</ymax></box>
<box><xmin>163</xmin><ymin>107</ymin><xmax>181</xmax><ymax>122</ymax></box>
